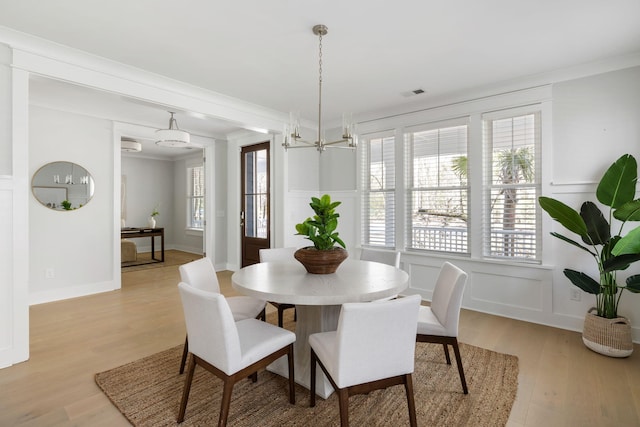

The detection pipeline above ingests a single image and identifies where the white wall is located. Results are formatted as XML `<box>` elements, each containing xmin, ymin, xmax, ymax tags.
<box><xmin>1</xmin><ymin>29</ymin><xmax>289</xmax><ymax>368</ymax></box>
<box><xmin>0</xmin><ymin>43</ymin><xmax>11</xmax><ymax>174</ymax></box>
<box><xmin>171</xmin><ymin>153</ymin><xmax>205</xmax><ymax>255</ymax></box>
<box><xmin>312</xmin><ymin>65</ymin><xmax>640</xmax><ymax>341</ymax></box>
<box><xmin>552</xmin><ymin>66</ymin><xmax>640</xmax><ymax>183</ymax></box>
<box><xmin>549</xmin><ymin>67</ymin><xmax>640</xmax><ymax>323</ymax></box>
<box><xmin>121</xmin><ymin>155</ymin><xmax>175</xmax><ymax>247</ymax></box>
<box><xmin>3</xmin><ymin>27</ymin><xmax>640</xmax><ymax>369</ymax></box>
<box><xmin>29</xmin><ymin>106</ymin><xmax>115</xmax><ymax>304</ymax></box>
<box><xmin>212</xmin><ymin>140</ymin><xmax>227</xmax><ymax>267</ymax></box>
<box><xmin>0</xmin><ymin>43</ymin><xmax>15</xmax><ymax>367</ymax></box>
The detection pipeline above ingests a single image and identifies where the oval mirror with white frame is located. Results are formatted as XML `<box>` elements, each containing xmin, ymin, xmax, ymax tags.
<box><xmin>32</xmin><ymin>161</ymin><xmax>95</xmax><ymax>210</ymax></box>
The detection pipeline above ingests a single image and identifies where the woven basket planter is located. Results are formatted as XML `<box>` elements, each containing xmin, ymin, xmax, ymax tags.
<box><xmin>294</xmin><ymin>247</ymin><xmax>348</xmax><ymax>274</ymax></box>
<box><xmin>582</xmin><ymin>308</ymin><xmax>633</xmax><ymax>358</ymax></box>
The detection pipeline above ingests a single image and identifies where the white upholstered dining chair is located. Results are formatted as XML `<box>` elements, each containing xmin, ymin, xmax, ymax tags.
<box><xmin>259</xmin><ymin>247</ymin><xmax>298</xmax><ymax>327</ymax></box>
<box><xmin>416</xmin><ymin>261</ymin><xmax>469</xmax><ymax>394</ymax></box>
<box><xmin>177</xmin><ymin>283</ymin><xmax>296</xmax><ymax>426</ymax></box>
<box><xmin>359</xmin><ymin>247</ymin><xmax>401</xmax><ymax>268</ymax></box>
<box><xmin>177</xmin><ymin>257</ymin><xmax>266</xmax><ymax>374</ymax></box>
<box><xmin>360</xmin><ymin>248</ymin><xmax>401</xmax><ymax>301</ymax></box>
<box><xmin>309</xmin><ymin>294</ymin><xmax>421</xmax><ymax>427</ymax></box>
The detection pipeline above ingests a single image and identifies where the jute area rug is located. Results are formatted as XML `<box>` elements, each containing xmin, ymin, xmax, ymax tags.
<box><xmin>95</xmin><ymin>312</ymin><xmax>518</xmax><ymax>426</ymax></box>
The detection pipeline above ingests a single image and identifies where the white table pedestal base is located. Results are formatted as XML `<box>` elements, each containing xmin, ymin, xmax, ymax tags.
<box><xmin>268</xmin><ymin>304</ymin><xmax>340</xmax><ymax>399</ymax></box>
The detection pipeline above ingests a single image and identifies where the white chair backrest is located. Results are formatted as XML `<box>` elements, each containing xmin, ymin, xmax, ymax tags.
<box><xmin>177</xmin><ymin>282</ymin><xmax>242</xmax><ymax>374</ymax></box>
<box><xmin>259</xmin><ymin>247</ymin><xmax>297</xmax><ymax>263</ymax></box>
<box><xmin>359</xmin><ymin>248</ymin><xmax>401</xmax><ymax>268</ymax></box>
<box><xmin>334</xmin><ymin>294</ymin><xmax>421</xmax><ymax>387</ymax></box>
<box><xmin>178</xmin><ymin>258</ymin><xmax>221</xmax><ymax>293</ymax></box>
<box><xmin>430</xmin><ymin>262</ymin><xmax>468</xmax><ymax>336</ymax></box>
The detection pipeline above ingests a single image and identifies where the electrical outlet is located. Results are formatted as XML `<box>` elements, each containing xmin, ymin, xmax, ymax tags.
<box><xmin>569</xmin><ymin>288</ymin><xmax>581</xmax><ymax>301</ymax></box>
<box><xmin>45</xmin><ymin>268</ymin><xmax>55</xmax><ymax>279</ymax></box>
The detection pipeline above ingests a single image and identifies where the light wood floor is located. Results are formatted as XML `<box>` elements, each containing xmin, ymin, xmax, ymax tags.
<box><xmin>1</xmin><ymin>250</ymin><xmax>638</xmax><ymax>426</ymax></box>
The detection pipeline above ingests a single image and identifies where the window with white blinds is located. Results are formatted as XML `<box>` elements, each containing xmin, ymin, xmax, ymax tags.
<box><xmin>187</xmin><ymin>165</ymin><xmax>205</xmax><ymax>230</ymax></box>
<box><xmin>405</xmin><ymin>123</ymin><xmax>468</xmax><ymax>253</ymax></box>
<box><xmin>360</xmin><ymin>133</ymin><xmax>396</xmax><ymax>247</ymax></box>
<box><xmin>483</xmin><ymin>111</ymin><xmax>540</xmax><ymax>261</ymax></box>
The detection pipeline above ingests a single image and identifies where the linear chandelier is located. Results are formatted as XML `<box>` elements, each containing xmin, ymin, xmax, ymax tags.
<box><xmin>283</xmin><ymin>24</ymin><xmax>357</xmax><ymax>153</ymax></box>
<box><xmin>155</xmin><ymin>112</ymin><xmax>191</xmax><ymax>147</ymax></box>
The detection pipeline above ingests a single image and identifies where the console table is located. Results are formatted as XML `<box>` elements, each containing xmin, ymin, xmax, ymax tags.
<box><xmin>120</xmin><ymin>227</ymin><xmax>165</xmax><ymax>265</ymax></box>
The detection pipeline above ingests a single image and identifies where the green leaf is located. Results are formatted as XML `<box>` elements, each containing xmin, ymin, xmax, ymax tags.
<box><xmin>602</xmin><ymin>254</ymin><xmax>640</xmax><ymax>272</ymax></box>
<box><xmin>611</xmin><ymin>225</ymin><xmax>640</xmax><ymax>256</ymax></box>
<box><xmin>580</xmin><ymin>202</ymin><xmax>610</xmax><ymax>245</ymax></box>
<box><xmin>549</xmin><ymin>232</ymin><xmax>596</xmax><ymax>256</ymax></box>
<box><xmin>625</xmin><ymin>275</ymin><xmax>640</xmax><ymax>293</ymax></box>
<box><xmin>596</xmin><ymin>154</ymin><xmax>637</xmax><ymax>208</ymax></box>
<box><xmin>295</xmin><ymin>221</ymin><xmax>311</xmax><ymax>235</ymax></box>
<box><xmin>613</xmin><ymin>199</ymin><xmax>640</xmax><ymax>222</ymax></box>
<box><xmin>539</xmin><ymin>197</ymin><xmax>587</xmax><ymax>237</ymax></box>
<box><xmin>563</xmin><ymin>269</ymin><xmax>601</xmax><ymax>294</ymax></box>
<box><xmin>325</xmin><ymin>218</ymin><xmax>337</xmax><ymax>234</ymax></box>
<box><xmin>333</xmin><ymin>235</ymin><xmax>346</xmax><ymax>248</ymax></box>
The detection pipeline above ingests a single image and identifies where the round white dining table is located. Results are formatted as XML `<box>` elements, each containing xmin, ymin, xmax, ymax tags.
<box><xmin>231</xmin><ymin>258</ymin><xmax>409</xmax><ymax>398</ymax></box>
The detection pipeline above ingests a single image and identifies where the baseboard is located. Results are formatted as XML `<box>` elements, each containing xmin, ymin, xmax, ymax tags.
<box><xmin>29</xmin><ymin>280</ymin><xmax>118</xmax><ymax>306</ymax></box>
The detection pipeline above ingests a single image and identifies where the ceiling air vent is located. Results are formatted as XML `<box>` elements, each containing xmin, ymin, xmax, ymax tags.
<box><xmin>401</xmin><ymin>88</ymin><xmax>426</xmax><ymax>98</ymax></box>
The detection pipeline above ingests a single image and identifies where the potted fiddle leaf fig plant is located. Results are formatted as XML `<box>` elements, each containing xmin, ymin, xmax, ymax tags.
<box><xmin>539</xmin><ymin>153</ymin><xmax>640</xmax><ymax>357</ymax></box>
<box><xmin>294</xmin><ymin>194</ymin><xmax>348</xmax><ymax>274</ymax></box>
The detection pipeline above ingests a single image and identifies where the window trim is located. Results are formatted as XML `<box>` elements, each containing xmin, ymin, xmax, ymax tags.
<box><xmin>186</xmin><ymin>162</ymin><xmax>205</xmax><ymax>231</ymax></box>
<box><xmin>357</xmin><ymin>90</ymin><xmax>550</xmax><ymax>265</ymax></box>
<box><xmin>360</xmin><ymin>130</ymin><xmax>397</xmax><ymax>249</ymax></box>
<box><xmin>404</xmin><ymin>119</ymin><xmax>470</xmax><ymax>254</ymax></box>
<box><xmin>481</xmin><ymin>108</ymin><xmax>542</xmax><ymax>262</ymax></box>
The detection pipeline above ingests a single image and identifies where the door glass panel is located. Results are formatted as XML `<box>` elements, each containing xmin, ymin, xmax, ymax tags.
<box><xmin>244</xmin><ymin>149</ymin><xmax>268</xmax><ymax>238</ymax></box>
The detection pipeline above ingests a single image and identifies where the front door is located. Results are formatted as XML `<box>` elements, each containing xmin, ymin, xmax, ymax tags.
<box><xmin>241</xmin><ymin>142</ymin><xmax>270</xmax><ymax>267</ymax></box>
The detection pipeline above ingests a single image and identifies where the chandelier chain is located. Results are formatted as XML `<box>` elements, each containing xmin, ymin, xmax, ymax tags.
<box><xmin>282</xmin><ymin>24</ymin><xmax>357</xmax><ymax>153</ymax></box>
<box><xmin>317</xmin><ymin>31</ymin><xmax>324</xmax><ymax>144</ymax></box>
<box><xmin>318</xmin><ymin>32</ymin><xmax>323</xmax><ymax>84</ymax></box>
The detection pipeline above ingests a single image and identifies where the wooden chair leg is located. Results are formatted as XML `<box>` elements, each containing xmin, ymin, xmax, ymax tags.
<box><xmin>310</xmin><ymin>349</ymin><xmax>317</xmax><ymax>407</ymax></box>
<box><xmin>442</xmin><ymin>343</ymin><xmax>451</xmax><ymax>365</ymax></box>
<box><xmin>278</xmin><ymin>306</ymin><xmax>285</xmax><ymax>327</ymax></box>
<box><xmin>218</xmin><ymin>378</ymin><xmax>235</xmax><ymax>427</ymax></box>
<box><xmin>177</xmin><ymin>354</ymin><xmax>195</xmax><ymax>423</ymax></box>
<box><xmin>179</xmin><ymin>335</ymin><xmax>189</xmax><ymax>374</ymax></box>
<box><xmin>256</xmin><ymin>308</ymin><xmax>266</xmax><ymax>322</ymax></box>
<box><xmin>287</xmin><ymin>344</ymin><xmax>296</xmax><ymax>404</ymax></box>
<box><xmin>451</xmin><ymin>339</ymin><xmax>468</xmax><ymax>394</ymax></box>
<box><xmin>404</xmin><ymin>374</ymin><xmax>417</xmax><ymax>427</ymax></box>
<box><xmin>337</xmin><ymin>388</ymin><xmax>350</xmax><ymax>427</ymax></box>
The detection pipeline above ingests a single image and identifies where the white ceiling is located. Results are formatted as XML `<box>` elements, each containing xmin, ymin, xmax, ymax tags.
<box><xmin>2</xmin><ymin>0</ymin><xmax>640</xmax><ymax>157</ymax></box>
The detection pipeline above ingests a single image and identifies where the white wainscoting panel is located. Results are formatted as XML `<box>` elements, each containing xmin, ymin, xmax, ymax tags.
<box><xmin>0</xmin><ymin>183</ymin><xmax>13</xmax><ymax>367</ymax></box>
<box><xmin>403</xmin><ymin>254</ymin><xmax>557</xmax><ymax>330</ymax></box>
<box><xmin>470</xmin><ymin>270</ymin><xmax>544</xmax><ymax>311</ymax></box>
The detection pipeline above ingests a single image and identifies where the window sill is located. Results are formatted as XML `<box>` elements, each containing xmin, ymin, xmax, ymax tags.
<box><xmin>185</xmin><ymin>228</ymin><xmax>203</xmax><ymax>237</ymax></box>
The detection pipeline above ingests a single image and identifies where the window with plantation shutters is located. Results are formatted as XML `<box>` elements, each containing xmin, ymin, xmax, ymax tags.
<box><xmin>483</xmin><ymin>110</ymin><xmax>541</xmax><ymax>261</ymax></box>
<box><xmin>361</xmin><ymin>133</ymin><xmax>396</xmax><ymax>248</ymax></box>
<box><xmin>405</xmin><ymin>122</ymin><xmax>469</xmax><ymax>253</ymax></box>
<box><xmin>358</xmin><ymin>102</ymin><xmax>545</xmax><ymax>264</ymax></box>
<box><xmin>187</xmin><ymin>165</ymin><xmax>205</xmax><ymax>230</ymax></box>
